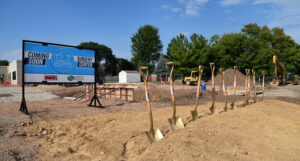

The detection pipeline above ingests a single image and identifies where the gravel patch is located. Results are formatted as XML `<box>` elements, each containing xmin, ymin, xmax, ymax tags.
<box><xmin>0</xmin><ymin>87</ymin><xmax>58</xmax><ymax>103</ymax></box>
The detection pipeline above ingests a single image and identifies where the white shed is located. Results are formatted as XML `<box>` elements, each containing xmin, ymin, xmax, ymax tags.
<box><xmin>119</xmin><ymin>70</ymin><xmax>140</xmax><ymax>83</ymax></box>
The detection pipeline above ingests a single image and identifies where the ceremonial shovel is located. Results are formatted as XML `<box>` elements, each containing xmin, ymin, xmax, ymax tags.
<box><xmin>166</xmin><ymin>62</ymin><xmax>184</xmax><ymax>131</ymax></box>
<box><xmin>230</xmin><ymin>66</ymin><xmax>237</xmax><ymax>109</ymax></box>
<box><xmin>209</xmin><ymin>63</ymin><xmax>216</xmax><ymax>114</ymax></box>
<box><xmin>191</xmin><ymin>65</ymin><xmax>203</xmax><ymax>121</ymax></box>
<box><xmin>139</xmin><ymin>67</ymin><xmax>163</xmax><ymax>142</ymax></box>
<box><xmin>219</xmin><ymin>68</ymin><xmax>228</xmax><ymax>111</ymax></box>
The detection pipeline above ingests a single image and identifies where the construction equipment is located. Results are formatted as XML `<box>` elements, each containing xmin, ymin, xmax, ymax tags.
<box><xmin>183</xmin><ymin>70</ymin><xmax>198</xmax><ymax>85</ymax></box>
<box><xmin>272</xmin><ymin>55</ymin><xmax>286</xmax><ymax>85</ymax></box>
<box><xmin>230</xmin><ymin>66</ymin><xmax>238</xmax><ymax>109</ymax></box>
<box><xmin>191</xmin><ymin>65</ymin><xmax>203</xmax><ymax>120</ymax></box>
<box><xmin>209</xmin><ymin>63</ymin><xmax>216</xmax><ymax>114</ymax></box>
<box><xmin>220</xmin><ymin>68</ymin><xmax>228</xmax><ymax>111</ymax></box>
<box><xmin>252</xmin><ymin>69</ymin><xmax>257</xmax><ymax>103</ymax></box>
<box><xmin>286</xmin><ymin>72</ymin><xmax>299</xmax><ymax>84</ymax></box>
<box><xmin>166</xmin><ymin>62</ymin><xmax>184</xmax><ymax>131</ymax></box>
<box><xmin>139</xmin><ymin>67</ymin><xmax>164</xmax><ymax>142</ymax></box>
<box><xmin>272</xmin><ymin>55</ymin><xmax>298</xmax><ymax>85</ymax></box>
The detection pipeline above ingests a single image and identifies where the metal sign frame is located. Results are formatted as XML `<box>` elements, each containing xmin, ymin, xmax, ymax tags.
<box><xmin>20</xmin><ymin>40</ymin><xmax>103</xmax><ymax>115</ymax></box>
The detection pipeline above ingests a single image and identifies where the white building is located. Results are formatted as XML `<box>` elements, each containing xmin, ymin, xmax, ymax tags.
<box><xmin>0</xmin><ymin>60</ymin><xmax>22</xmax><ymax>85</ymax></box>
<box><xmin>119</xmin><ymin>70</ymin><xmax>140</xmax><ymax>83</ymax></box>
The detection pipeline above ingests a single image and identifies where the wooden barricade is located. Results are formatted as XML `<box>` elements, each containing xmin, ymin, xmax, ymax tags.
<box><xmin>85</xmin><ymin>84</ymin><xmax>134</xmax><ymax>102</ymax></box>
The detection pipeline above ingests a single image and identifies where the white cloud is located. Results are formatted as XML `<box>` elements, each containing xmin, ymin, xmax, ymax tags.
<box><xmin>220</xmin><ymin>0</ymin><xmax>242</xmax><ymax>6</ymax></box>
<box><xmin>161</xmin><ymin>5</ymin><xmax>170</xmax><ymax>10</ymax></box>
<box><xmin>180</xmin><ymin>0</ymin><xmax>209</xmax><ymax>16</ymax></box>
<box><xmin>253</xmin><ymin>0</ymin><xmax>300</xmax><ymax>42</ymax></box>
<box><xmin>185</xmin><ymin>8</ymin><xmax>199</xmax><ymax>16</ymax></box>
<box><xmin>0</xmin><ymin>49</ymin><xmax>22</xmax><ymax>62</ymax></box>
<box><xmin>172</xmin><ymin>7</ymin><xmax>182</xmax><ymax>12</ymax></box>
<box><xmin>160</xmin><ymin>0</ymin><xmax>208</xmax><ymax>16</ymax></box>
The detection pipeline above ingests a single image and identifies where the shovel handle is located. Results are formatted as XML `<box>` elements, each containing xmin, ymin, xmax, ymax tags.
<box><xmin>252</xmin><ymin>69</ymin><xmax>256</xmax><ymax>102</ymax></box>
<box><xmin>139</xmin><ymin>67</ymin><xmax>149</xmax><ymax>82</ymax></box>
<box><xmin>166</xmin><ymin>62</ymin><xmax>176</xmax><ymax>118</ymax></box>
<box><xmin>262</xmin><ymin>71</ymin><xmax>265</xmax><ymax>100</ymax></box>
<box><xmin>139</xmin><ymin>67</ymin><xmax>154</xmax><ymax>135</ymax></box>
<box><xmin>166</xmin><ymin>62</ymin><xmax>174</xmax><ymax>65</ymax></box>
<box><xmin>219</xmin><ymin>68</ymin><xmax>226</xmax><ymax>95</ymax></box>
<box><xmin>246</xmin><ymin>69</ymin><xmax>251</xmax><ymax>101</ymax></box>
<box><xmin>210</xmin><ymin>63</ymin><xmax>215</xmax><ymax>84</ymax></box>
<box><xmin>234</xmin><ymin>66</ymin><xmax>237</xmax><ymax>71</ymax></box>
<box><xmin>195</xmin><ymin>65</ymin><xmax>203</xmax><ymax>110</ymax></box>
<box><xmin>210</xmin><ymin>63</ymin><xmax>215</xmax><ymax>72</ymax></box>
<box><xmin>199</xmin><ymin>65</ymin><xmax>203</xmax><ymax>74</ymax></box>
<box><xmin>210</xmin><ymin>63</ymin><xmax>216</xmax><ymax>111</ymax></box>
<box><xmin>166</xmin><ymin>62</ymin><xmax>174</xmax><ymax>76</ymax></box>
<box><xmin>244</xmin><ymin>69</ymin><xmax>248</xmax><ymax>102</ymax></box>
<box><xmin>219</xmin><ymin>68</ymin><xmax>223</xmax><ymax>77</ymax></box>
<box><xmin>232</xmin><ymin>66</ymin><xmax>238</xmax><ymax>104</ymax></box>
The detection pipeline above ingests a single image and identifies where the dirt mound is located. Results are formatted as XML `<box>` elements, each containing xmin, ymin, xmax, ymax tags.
<box><xmin>29</xmin><ymin>100</ymin><xmax>300</xmax><ymax>161</ymax></box>
<box><xmin>207</xmin><ymin>69</ymin><xmax>249</xmax><ymax>88</ymax></box>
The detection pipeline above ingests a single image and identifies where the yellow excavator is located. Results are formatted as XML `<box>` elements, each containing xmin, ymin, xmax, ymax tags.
<box><xmin>183</xmin><ymin>70</ymin><xmax>198</xmax><ymax>85</ymax></box>
<box><xmin>271</xmin><ymin>55</ymin><xmax>286</xmax><ymax>85</ymax></box>
<box><xmin>271</xmin><ymin>55</ymin><xmax>298</xmax><ymax>85</ymax></box>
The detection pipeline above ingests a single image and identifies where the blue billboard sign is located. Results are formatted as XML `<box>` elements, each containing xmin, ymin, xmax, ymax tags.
<box><xmin>24</xmin><ymin>41</ymin><xmax>95</xmax><ymax>83</ymax></box>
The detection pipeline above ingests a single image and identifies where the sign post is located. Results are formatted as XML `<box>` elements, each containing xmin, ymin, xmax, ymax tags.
<box><xmin>20</xmin><ymin>40</ymin><xmax>29</xmax><ymax>114</ymax></box>
<box><xmin>20</xmin><ymin>40</ymin><xmax>103</xmax><ymax>114</ymax></box>
<box><xmin>88</xmin><ymin>63</ymin><xmax>102</xmax><ymax>107</ymax></box>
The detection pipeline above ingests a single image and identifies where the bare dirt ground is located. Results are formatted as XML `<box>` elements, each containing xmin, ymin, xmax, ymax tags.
<box><xmin>0</xmin><ymin>83</ymin><xmax>300</xmax><ymax>161</ymax></box>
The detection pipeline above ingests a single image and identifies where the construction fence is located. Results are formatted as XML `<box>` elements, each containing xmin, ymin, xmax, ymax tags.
<box><xmin>85</xmin><ymin>84</ymin><xmax>135</xmax><ymax>102</ymax></box>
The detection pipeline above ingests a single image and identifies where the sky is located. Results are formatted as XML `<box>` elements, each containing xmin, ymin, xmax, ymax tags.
<box><xmin>1</xmin><ymin>0</ymin><xmax>300</xmax><ymax>62</ymax></box>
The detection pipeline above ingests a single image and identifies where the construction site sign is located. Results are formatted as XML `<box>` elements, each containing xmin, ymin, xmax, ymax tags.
<box><xmin>23</xmin><ymin>40</ymin><xmax>95</xmax><ymax>84</ymax></box>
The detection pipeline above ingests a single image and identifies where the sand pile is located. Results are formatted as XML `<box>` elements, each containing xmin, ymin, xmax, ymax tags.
<box><xmin>29</xmin><ymin>100</ymin><xmax>300</xmax><ymax>161</ymax></box>
<box><xmin>207</xmin><ymin>69</ymin><xmax>253</xmax><ymax>89</ymax></box>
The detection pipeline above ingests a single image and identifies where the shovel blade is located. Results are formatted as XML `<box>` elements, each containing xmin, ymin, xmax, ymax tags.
<box><xmin>146</xmin><ymin>128</ymin><xmax>164</xmax><ymax>143</ymax></box>
<box><xmin>230</xmin><ymin>103</ymin><xmax>236</xmax><ymax>109</ymax></box>
<box><xmin>168</xmin><ymin>116</ymin><xmax>184</xmax><ymax>131</ymax></box>
<box><xmin>191</xmin><ymin>110</ymin><xmax>198</xmax><ymax>121</ymax></box>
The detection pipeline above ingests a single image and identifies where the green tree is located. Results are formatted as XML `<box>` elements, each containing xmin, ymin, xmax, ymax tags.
<box><xmin>154</xmin><ymin>54</ymin><xmax>167</xmax><ymax>76</ymax></box>
<box><xmin>78</xmin><ymin>42</ymin><xmax>118</xmax><ymax>76</ymax></box>
<box><xmin>117</xmin><ymin>58</ymin><xmax>136</xmax><ymax>73</ymax></box>
<box><xmin>131</xmin><ymin>25</ymin><xmax>163</xmax><ymax>70</ymax></box>
<box><xmin>0</xmin><ymin>60</ymin><xmax>9</xmax><ymax>66</ymax></box>
<box><xmin>165</xmin><ymin>23</ymin><xmax>300</xmax><ymax>77</ymax></box>
<box><xmin>189</xmin><ymin>34</ymin><xmax>209</xmax><ymax>72</ymax></box>
<box><xmin>166</xmin><ymin>34</ymin><xmax>191</xmax><ymax>74</ymax></box>
<box><xmin>209</xmin><ymin>34</ymin><xmax>220</xmax><ymax>46</ymax></box>
<box><xmin>166</xmin><ymin>33</ymin><xmax>210</xmax><ymax>76</ymax></box>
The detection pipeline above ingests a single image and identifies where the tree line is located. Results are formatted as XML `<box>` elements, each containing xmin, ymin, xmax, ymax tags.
<box><xmin>1</xmin><ymin>23</ymin><xmax>299</xmax><ymax>78</ymax></box>
<box><xmin>131</xmin><ymin>23</ymin><xmax>300</xmax><ymax>77</ymax></box>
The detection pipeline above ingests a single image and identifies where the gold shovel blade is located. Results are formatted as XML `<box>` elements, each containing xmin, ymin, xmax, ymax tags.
<box><xmin>168</xmin><ymin>116</ymin><xmax>184</xmax><ymax>131</ymax></box>
<box><xmin>191</xmin><ymin>110</ymin><xmax>198</xmax><ymax>121</ymax></box>
<box><xmin>146</xmin><ymin>128</ymin><xmax>164</xmax><ymax>143</ymax></box>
